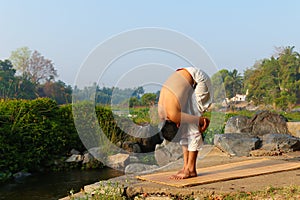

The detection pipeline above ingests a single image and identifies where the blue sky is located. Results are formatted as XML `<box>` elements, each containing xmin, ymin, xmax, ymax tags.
<box><xmin>1</xmin><ymin>0</ymin><xmax>300</xmax><ymax>87</ymax></box>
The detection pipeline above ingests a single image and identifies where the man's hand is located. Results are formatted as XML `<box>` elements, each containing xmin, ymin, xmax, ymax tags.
<box><xmin>199</xmin><ymin>117</ymin><xmax>210</xmax><ymax>133</ymax></box>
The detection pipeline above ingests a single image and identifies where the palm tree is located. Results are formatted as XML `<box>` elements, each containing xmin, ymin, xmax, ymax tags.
<box><xmin>224</xmin><ymin>69</ymin><xmax>243</xmax><ymax>98</ymax></box>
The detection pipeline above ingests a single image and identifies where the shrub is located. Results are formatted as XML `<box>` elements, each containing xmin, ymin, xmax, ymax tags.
<box><xmin>0</xmin><ymin>98</ymin><xmax>83</xmax><ymax>181</ymax></box>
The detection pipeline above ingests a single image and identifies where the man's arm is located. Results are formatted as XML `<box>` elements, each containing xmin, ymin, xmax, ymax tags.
<box><xmin>173</xmin><ymin>111</ymin><xmax>210</xmax><ymax>132</ymax></box>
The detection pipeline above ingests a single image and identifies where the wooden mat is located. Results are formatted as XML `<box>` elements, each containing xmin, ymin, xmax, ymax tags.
<box><xmin>136</xmin><ymin>159</ymin><xmax>300</xmax><ymax>187</ymax></box>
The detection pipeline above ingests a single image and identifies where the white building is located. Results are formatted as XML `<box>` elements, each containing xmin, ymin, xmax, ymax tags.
<box><xmin>230</xmin><ymin>94</ymin><xmax>247</xmax><ymax>102</ymax></box>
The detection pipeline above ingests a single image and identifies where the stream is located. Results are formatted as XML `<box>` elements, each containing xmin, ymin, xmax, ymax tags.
<box><xmin>0</xmin><ymin>167</ymin><xmax>124</xmax><ymax>200</ymax></box>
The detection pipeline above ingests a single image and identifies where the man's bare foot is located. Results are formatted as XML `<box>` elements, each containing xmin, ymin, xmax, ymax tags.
<box><xmin>169</xmin><ymin>168</ymin><xmax>184</xmax><ymax>179</ymax></box>
<box><xmin>169</xmin><ymin>170</ymin><xmax>197</xmax><ymax>180</ymax></box>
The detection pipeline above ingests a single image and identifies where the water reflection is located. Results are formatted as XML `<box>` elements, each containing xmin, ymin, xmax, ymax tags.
<box><xmin>0</xmin><ymin>167</ymin><xmax>123</xmax><ymax>200</ymax></box>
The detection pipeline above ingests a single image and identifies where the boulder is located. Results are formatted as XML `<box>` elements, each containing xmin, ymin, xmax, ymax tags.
<box><xmin>248</xmin><ymin>111</ymin><xmax>289</xmax><ymax>136</ymax></box>
<box><xmin>125</xmin><ymin>163</ymin><xmax>159</xmax><ymax>174</ymax></box>
<box><xmin>214</xmin><ymin>133</ymin><xmax>261</xmax><ymax>156</ymax></box>
<box><xmin>224</xmin><ymin>116</ymin><xmax>249</xmax><ymax>133</ymax></box>
<box><xmin>261</xmin><ymin>133</ymin><xmax>300</xmax><ymax>152</ymax></box>
<box><xmin>129</xmin><ymin>155</ymin><xmax>140</xmax><ymax>163</ymax></box>
<box><xmin>88</xmin><ymin>147</ymin><xmax>106</xmax><ymax>161</ymax></box>
<box><xmin>106</xmin><ymin>153</ymin><xmax>130</xmax><ymax>170</ymax></box>
<box><xmin>65</xmin><ymin>154</ymin><xmax>83</xmax><ymax>162</ymax></box>
<box><xmin>154</xmin><ymin>140</ymin><xmax>182</xmax><ymax>166</ymax></box>
<box><xmin>217</xmin><ymin>111</ymin><xmax>299</xmax><ymax>157</ymax></box>
<box><xmin>287</xmin><ymin>122</ymin><xmax>300</xmax><ymax>138</ymax></box>
<box><xmin>82</xmin><ymin>152</ymin><xmax>95</xmax><ymax>164</ymax></box>
<box><xmin>13</xmin><ymin>171</ymin><xmax>31</xmax><ymax>179</ymax></box>
<box><xmin>70</xmin><ymin>149</ymin><xmax>81</xmax><ymax>155</ymax></box>
<box><xmin>118</xmin><ymin>119</ymin><xmax>163</xmax><ymax>153</ymax></box>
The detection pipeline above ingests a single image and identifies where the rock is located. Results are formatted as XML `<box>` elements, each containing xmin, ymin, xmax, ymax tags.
<box><xmin>261</xmin><ymin>134</ymin><xmax>300</xmax><ymax>152</ymax></box>
<box><xmin>13</xmin><ymin>171</ymin><xmax>31</xmax><ymax>179</ymax></box>
<box><xmin>291</xmin><ymin>108</ymin><xmax>300</xmax><ymax>112</ymax></box>
<box><xmin>250</xmin><ymin>149</ymin><xmax>282</xmax><ymax>157</ymax></box>
<box><xmin>287</xmin><ymin>122</ymin><xmax>300</xmax><ymax>138</ymax></box>
<box><xmin>135</xmin><ymin>124</ymin><xmax>158</xmax><ymax>138</ymax></box>
<box><xmin>65</xmin><ymin>154</ymin><xmax>83</xmax><ymax>162</ymax></box>
<box><xmin>118</xmin><ymin>120</ymin><xmax>163</xmax><ymax>153</ymax></box>
<box><xmin>214</xmin><ymin>133</ymin><xmax>261</xmax><ymax>156</ymax></box>
<box><xmin>129</xmin><ymin>155</ymin><xmax>140</xmax><ymax>163</ymax></box>
<box><xmin>225</xmin><ymin>111</ymin><xmax>289</xmax><ymax>137</ymax></box>
<box><xmin>224</xmin><ymin>116</ymin><xmax>250</xmax><ymax>133</ymax></box>
<box><xmin>106</xmin><ymin>153</ymin><xmax>130</xmax><ymax>170</ymax></box>
<box><xmin>154</xmin><ymin>140</ymin><xmax>182</xmax><ymax>166</ymax></box>
<box><xmin>124</xmin><ymin>163</ymin><xmax>159</xmax><ymax>174</ymax></box>
<box><xmin>82</xmin><ymin>152</ymin><xmax>94</xmax><ymax>164</ymax></box>
<box><xmin>122</xmin><ymin>141</ymin><xmax>142</xmax><ymax>153</ymax></box>
<box><xmin>116</xmin><ymin>141</ymin><xmax>122</xmax><ymax>148</ymax></box>
<box><xmin>70</xmin><ymin>149</ymin><xmax>81</xmax><ymax>155</ymax></box>
<box><xmin>248</xmin><ymin>111</ymin><xmax>289</xmax><ymax>136</ymax></box>
<box><xmin>217</xmin><ymin>111</ymin><xmax>299</xmax><ymax>157</ymax></box>
<box><xmin>88</xmin><ymin>147</ymin><xmax>106</xmax><ymax>160</ymax></box>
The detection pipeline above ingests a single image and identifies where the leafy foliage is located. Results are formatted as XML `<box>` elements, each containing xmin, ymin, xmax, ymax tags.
<box><xmin>245</xmin><ymin>46</ymin><xmax>300</xmax><ymax>110</ymax></box>
<box><xmin>0</xmin><ymin>98</ymin><xmax>83</xmax><ymax>181</ymax></box>
<box><xmin>38</xmin><ymin>80</ymin><xmax>72</xmax><ymax>104</ymax></box>
<box><xmin>0</xmin><ymin>99</ymin><xmax>132</xmax><ymax>182</ymax></box>
<box><xmin>0</xmin><ymin>57</ymin><xmax>72</xmax><ymax>104</ymax></box>
<box><xmin>0</xmin><ymin>59</ymin><xmax>36</xmax><ymax>99</ymax></box>
<box><xmin>211</xmin><ymin>69</ymin><xmax>243</xmax><ymax>101</ymax></box>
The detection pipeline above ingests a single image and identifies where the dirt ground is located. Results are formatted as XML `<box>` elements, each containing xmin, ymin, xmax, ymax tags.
<box><xmin>62</xmin><ymin>146</ymin><xmax>300</xmax><ymax>199</ymax></box>
<box><xmin>124</xmin><ymin>146</ymin><xmax>300</xmax><ymax>198</ymax></box>
<box><xmin>194</xmin><ymin>147</ymin><xmax>300</xmax><ymax>193</ymax></box>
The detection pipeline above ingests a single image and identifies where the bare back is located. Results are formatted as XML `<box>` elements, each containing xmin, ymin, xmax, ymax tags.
<box><xmin>158</xmin><ymin>69</ymin><xmax>194</xmax><ymax>124</ymax></box>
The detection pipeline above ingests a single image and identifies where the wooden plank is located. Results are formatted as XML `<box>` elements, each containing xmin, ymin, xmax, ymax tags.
<box><xmin>136</xmin><ymin>159</ymin><xmax>300</xmax><ymax>188</ymax></box>
<box><xmin>137</xmin><ymin>159</ymin><xmax>269</xmax><ymax>183</ymax></box>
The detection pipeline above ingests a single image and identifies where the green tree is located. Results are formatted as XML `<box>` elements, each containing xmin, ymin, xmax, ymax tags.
<box><xmin>245</xmin><ymin>46</ymin><xmax>300</xmax><ymax>110</ymax></box>
<box><xmin>0</xmin><ymin>59</ymin><xmax>39</xmax><ymax>99</ymax></box>
<box><xmin>211</xmin><ymin>69</ymin><xmax>243</xmax><ymax>101</ymax></box>
<box><xmin>141</xmin><ymin>93</ymin><xmax>157</xmax><ymax>106</ymax></box>
<box><xmin>277</xmin><ymin>46</ymin><xmax>300</xmax><ymax>108</ymax></box>
<box><xmin>224</xmin><ymin>69</ymin><xmax>243</xmax><ymax>99</ymax></box>
<box><xmin>129</xmin><ymin>96</ymin><xmax>140</xmax><ymax>107</ymax></box>
<box><xmin>0</xmin><ymin>60</ymin><xmax>16</xmax><ymax>98</ymax></box>
<box><xmin>245</xmin><ymin>58</ymin><xmax>280</xmax><ymax>106</ymax></box>
<box><xmin>15</xmin><ymin>76</ymin><xmax>37</xmax><ymax>99</ymax></box>
<box><xmin>211</xmin><ymin>69</ymin><xmax>227</xmax><ymax>103</ymax></box>
<box><xmin>38</xmin><ymin>80</ymin><xmax>72</xmax><ymax>104</ymax></box>
<box><xmin>132</xmin><ymin>86</ymin><xmax>144</xmax><ymax>98</ymax></box>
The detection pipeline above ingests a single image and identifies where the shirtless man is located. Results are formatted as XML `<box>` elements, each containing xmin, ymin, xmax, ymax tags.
<box><xmin>158</xmin><ymin>67</ymin><xmax>212</xmax><ymax>179</ymax></box>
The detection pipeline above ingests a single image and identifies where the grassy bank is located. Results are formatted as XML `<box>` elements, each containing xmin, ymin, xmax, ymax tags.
<box><xmin>0</xmin><ymin>99</ymin><xmax>126</xmax><ymax>182</ymax></box>
<box><xmin>1</xmin><ymin>100</ymin><xmax>299</xmax><ymax>183</ymax></box>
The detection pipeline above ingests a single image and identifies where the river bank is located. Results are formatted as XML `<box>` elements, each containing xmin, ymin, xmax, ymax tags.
<box><xmin>61</xmin><ymin>146</ymin><xmax>300</xmax><ymax>199</ymax></box>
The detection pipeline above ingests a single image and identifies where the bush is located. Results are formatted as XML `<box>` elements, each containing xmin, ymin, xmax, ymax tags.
<box><xmin>0</xmin><ymin>98</ymin><xmax>83</xmax><ymax>181</ymax></box>
<box><xmin>0</xmin><ymin>99</ymin><xmax>136</xmax><ymax>183</ymax></box>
